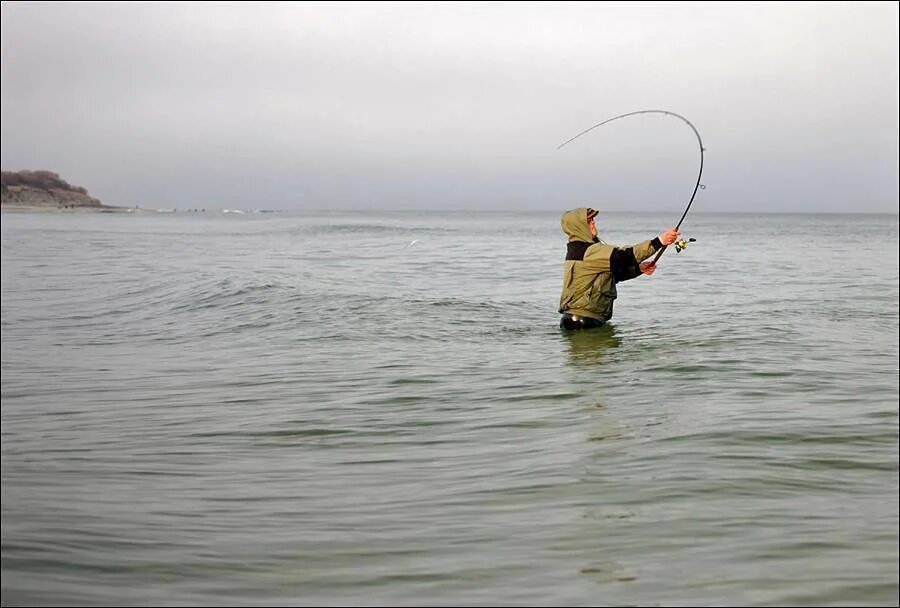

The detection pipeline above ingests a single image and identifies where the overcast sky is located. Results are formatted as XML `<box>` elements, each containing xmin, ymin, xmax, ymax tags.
<box><xmin>2</xmin><ymin>1</ymin><xmax>898</xmax><ymax>212</ymax></box>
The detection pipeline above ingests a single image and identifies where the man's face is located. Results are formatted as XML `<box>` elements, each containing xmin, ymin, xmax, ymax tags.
<box><xmin>589</xmin><ymin>217</ymin><xmax>597</xmax><ymax>237</ymax></box>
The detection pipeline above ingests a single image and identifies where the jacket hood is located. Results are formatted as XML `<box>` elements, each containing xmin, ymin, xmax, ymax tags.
<box><xmin>561</xmin><ymin>207</ymin><xmax>596</xmax><ymax>243</ymax></box>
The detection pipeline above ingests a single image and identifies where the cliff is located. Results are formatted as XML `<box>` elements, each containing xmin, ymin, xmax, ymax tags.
<box><xmin>1</xmin><ymin>170</ymin><xmax>116</xmax><ymax>210</ymax></box>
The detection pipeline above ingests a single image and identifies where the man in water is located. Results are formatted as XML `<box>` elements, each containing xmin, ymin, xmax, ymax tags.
<box><xmin>558</xmin><ymin>207</ymin><xmax>680</xmax><ymax>330</ymax></box>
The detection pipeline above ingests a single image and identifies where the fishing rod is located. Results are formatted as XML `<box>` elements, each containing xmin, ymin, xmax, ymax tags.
<box><xmin>557</xmin><ymin>109</ymin><xmax>704</xmax><ymax>266</ymax></box>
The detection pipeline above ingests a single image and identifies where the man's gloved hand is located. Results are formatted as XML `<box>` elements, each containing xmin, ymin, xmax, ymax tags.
<box><xmin>659</xmin><ymin>228</ymin><xmax>681</xmax><ymax>246</ymax></box>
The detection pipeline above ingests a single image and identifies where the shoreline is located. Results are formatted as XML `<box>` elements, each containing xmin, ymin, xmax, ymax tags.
<box><xmin>1</xmin><ymin>204</ymin><xmax>137</xmax><ymax>213</ymax></box>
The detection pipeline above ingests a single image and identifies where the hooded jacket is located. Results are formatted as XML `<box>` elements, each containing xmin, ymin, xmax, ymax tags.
<box><xmin>558</xmin><ymin>207</ymin><xmax>663</xmax><ymax>322</ymax></box>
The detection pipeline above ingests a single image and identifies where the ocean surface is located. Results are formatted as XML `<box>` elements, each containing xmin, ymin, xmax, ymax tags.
<box><xmin>1</xmin><ymin>210</ymin><xmax>898</xmax><ymax>607</ymax></box>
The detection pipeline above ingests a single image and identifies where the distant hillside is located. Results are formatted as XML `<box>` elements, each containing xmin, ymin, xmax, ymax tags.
<box><xmin>1</xmin><ymin>170</ymin><xmax>107</xmax><ymax>209</ymax></box>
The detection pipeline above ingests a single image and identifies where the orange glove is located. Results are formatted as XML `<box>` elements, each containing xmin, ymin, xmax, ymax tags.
<box><xmin>640</xmin><ymin>261</ymin><xmax>656</xmax><ymax>276</ymax></box>
<box><xmin>659</xmin><ymin>228</ymin><xmax>680</xmax><ymax>246</ymax></box>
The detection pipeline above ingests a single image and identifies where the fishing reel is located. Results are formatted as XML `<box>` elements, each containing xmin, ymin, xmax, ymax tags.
<box><xmin>674</xmin><ymin>237</ymin><xmax>696</xmax><ymax>253</ymax></box>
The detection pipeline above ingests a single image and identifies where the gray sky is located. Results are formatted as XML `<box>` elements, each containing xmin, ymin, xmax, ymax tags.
<box><xmin>2</xmin><ymin>1</ymin><xmax>898</xmax><ymax>212</ymax></box>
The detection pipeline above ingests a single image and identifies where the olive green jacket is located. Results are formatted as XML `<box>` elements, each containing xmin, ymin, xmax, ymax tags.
<box><xmin>558</xmin><ymin>208</ymin><xmax>662</xmax><ymax>322</ymax></box>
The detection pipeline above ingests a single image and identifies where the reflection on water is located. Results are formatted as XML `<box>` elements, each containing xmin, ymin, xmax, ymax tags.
<box><xmin>562</xmin><ymin>324</ymin><xmax>622</xmax><ymax>366</ymax></box>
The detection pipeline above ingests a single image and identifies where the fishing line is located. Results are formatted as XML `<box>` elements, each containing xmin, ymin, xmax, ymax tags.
<box><xmin>557</xmin><ymin>109</ymin><xmax>704</xmax><ymax>265</ymax></box>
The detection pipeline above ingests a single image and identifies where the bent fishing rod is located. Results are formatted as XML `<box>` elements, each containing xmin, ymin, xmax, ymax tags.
<box><xmin>557</xmin><ymin>109</ymin><xmax>704</xmax><ymax>266</ymax></box>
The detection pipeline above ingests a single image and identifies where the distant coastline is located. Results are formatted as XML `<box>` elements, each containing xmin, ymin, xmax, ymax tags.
<box><xmin>1</xmin><ymin>169</ymin><xmax>130</xmax><ymax>212</ymax></box>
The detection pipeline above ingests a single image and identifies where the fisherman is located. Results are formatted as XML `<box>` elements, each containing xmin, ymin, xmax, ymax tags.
<box><xmin>558</xmin><ymin>207</ymin><xmax>680</xmax><ymax>330</ymax></box>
